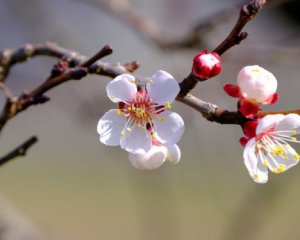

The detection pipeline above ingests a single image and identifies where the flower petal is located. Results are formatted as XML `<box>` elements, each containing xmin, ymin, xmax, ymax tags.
<box><xmin>166</xmin><ymin>144</ymin><xmax>181</xmax><ymax>164</ymax></box>
<box><xmin>269</xmin><ymin>145</ymin><xmax>299</xmax><ymax>173</ymax></box>
<box><xmin>120</xmin><ymin>125</ymin><xmax>152</xmax><ymax>154</ymax></box>
<box><xmin>106</xmin><ymin>74</ymin><xmax>137</xmax><ymax>103</ymax></box>
<box><xmin>243</xmin><ymin>139</ymin><xmax>268</xmax><ymax>183</ymax></box>
<box><xmin>153</xmin><ymin>111</ymin><xmax>184</xmax><ymax>144</ymax></box>
<box><xmin>276</xmin><ymin>114</ymin><xmax>300</xmax><ymax>134</ymax></box>
<box><xmin>146</xmin><ymin>70</ymin><xmax>179</xmax><ymax>105</ymax></box>
<box><xmin>256</xmin><ymin>114</ymin><xmax>285</xmax><ymax>135</ymax></box>
<box><xmin>97</xmin><ymin>109</ymin><xmax>126</xmax><ymax>146</ymax></box>
<box><xmin>128</xmin><ymin>146</ymin><xmax>167</xmax><ymax>170</ymax></box>
<box><xmin>254</xmin><ymin>155</ymin><xmax>268</xmax><ymax>184</ymax></box>
<box><xmin>243</xmin><ymin>138</ymin><xmax>258</xmax><ymax>174</ymax></box>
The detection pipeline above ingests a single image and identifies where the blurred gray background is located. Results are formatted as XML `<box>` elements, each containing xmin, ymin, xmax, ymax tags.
<box><xmin>0</xmin><ymin>0</ymin><xmax>300</xmax><ymax>240</ymax></box>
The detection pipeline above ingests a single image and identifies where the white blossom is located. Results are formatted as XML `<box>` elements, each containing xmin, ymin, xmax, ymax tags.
<box><xmin>97</xmin><ymin>70</ymin><xmax>184</xmax><ymax>156</ymax></box>
<box><xmin>243</xmin><ymin>114</ymin><xmax>300</xmax><ymax>183</ymax></box>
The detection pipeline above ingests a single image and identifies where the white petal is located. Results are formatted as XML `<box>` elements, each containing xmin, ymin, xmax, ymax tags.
<box><xmin>254</xmin><ymin>156</ymin><xmax>268</xmax><ymax>184</ymax></box>
<box><xmin>97</xmin><ymin>109</ymin><xmax>126</xmax><ymax>146</ymax></box>
<box><xmin>256</xmin><ymin>114</ymin><xmax>285</xmax><ymax>134</ymax></box>
<box><xmin>243</xmin><ymin>139</ymin><xmax>258</xmax><ymax>173</ymax></box>
<box><xmin>106</xmin><ymin>74</ymin><xmax>137</xmax><ymax>103</ymax></box>
<box><xmin>146</xmin><ymin>70</ymin><xmax>179</xmax><ymax>105</ymax></box>
<box><xmin>276</xmin><ymin>114</ymin><xmax>300</xmax><ymax>134</ymax></box>
<box><xmin>153</xmin><ymin>111</ymin><xmax>184</xmax><ymax>144</ymax></box>
<box><xmin>166</xmin><ymin>144</ymin><xmax>181</xmax><ymax>164</ymax></box>
<box><xmin>128</xmin><ymin>146</ymin><xmax>167</xmax><ymax>170</ymax></box>
<box><xmin>243</xmin><ymin>139</ymin><xmax>268</xmax><ymax>183</ymax></box>
<box><xmin>120</xmin><ymin>125</ymin><xmax>152</xmax><ymax>154</ymax></box>
<box><xmin>269</xmin><ymin>145</ymin><xmax>299</xmax><ymax>172</ymax></box>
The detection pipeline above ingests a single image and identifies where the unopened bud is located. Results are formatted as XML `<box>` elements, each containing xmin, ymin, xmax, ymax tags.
<box><xmin>192</xmin><ymin>50</ymin><xmax>222</xmax><ymax>79</ymax></box>
<box><xmin>237</xmin><ymin>65</ymin><xmax>277</xmax><ymax>104</ymax></box>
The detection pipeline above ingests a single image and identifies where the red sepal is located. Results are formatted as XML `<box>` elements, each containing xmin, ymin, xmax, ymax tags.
<box><xmin>239</xmin><ymin>99</ymin><xmax>259</xmax><ymax>118</ymax></box>
<box><xmin>239</xmin><ymin>137</ymin><xmax>249</xmax><ymax>147</ymax></box>
<box><xmin>243</xmin><ymin>120</ymin><xmax>258</xmax><ymax>138</ymax></box>
<box><xmin>210</xmin><ymin>63</ymin><xmax>222</xmax><ymax>78</ymax></box>
<box><xmin>223</xmin><ymin>84</ymin><xmax>241</xmax><ymax>98</ymax></box>
<box><xmin>265</xmin><ymin>93</ymin><xmax>279</xmax><ymax>105</ymax></box>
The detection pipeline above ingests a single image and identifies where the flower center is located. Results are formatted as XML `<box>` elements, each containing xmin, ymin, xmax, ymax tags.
<box><xmin>118</xmin><ymin>91</ymin><xmax>155</xmax><ymax>124</ymax></box>
<box><xmin>116</xmin><ymin>90</ymin><xmax>171</xmax><ymax>138</ymax></box>
<box><xmin>255</xmin><ymin>125</ymin><xmax>275</xmax><ymax>143</ymax></box>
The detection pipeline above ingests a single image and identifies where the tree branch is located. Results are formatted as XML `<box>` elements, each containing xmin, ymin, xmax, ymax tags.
<box><xmin>178</xmin><ymin>0</ymin><xmax>267</xmax><ymax>98</ymax></box>
<box><xmin>0</xmin><ymin>136</ymin><xmax>38</xmax><ymax>166</ymax></box>
<box><xmin>176</xmin><ymin>94</ymin><xmax>247</xmax><ymax>125</ymax></box>
<box><xmin>0</xmin><ymin>43</ymin><xmax>140</xmax><ymax>132</ymax></box>
<box><xmin>213</xmin><ymin>0</ymin><xmax>267</xmax><ymax>55</ymax></box>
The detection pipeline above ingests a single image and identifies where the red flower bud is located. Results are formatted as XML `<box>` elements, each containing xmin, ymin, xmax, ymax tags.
<box><xmin>192</xmin><ymin>50</ymin><xmax>222</xmax><ymax>79</ymax></box>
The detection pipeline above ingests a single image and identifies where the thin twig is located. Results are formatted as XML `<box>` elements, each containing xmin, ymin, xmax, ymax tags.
<box><xmin>178</xmin><ymin>0</ymin><xmax>267</xmax><ymax>98</ymax></box>
<box><xmin>213</xmin><ymin>0</ymin><xmax>267</xmax><ymax>55</ymax></box>
<box><xmin>0</xmin><ymin>43</ymin><xmax>139</xmax><ymax>132</ymax></box>
<box><xmin>0</xmin><ymin>136</ymin><xmax>38</xmax><ymax>166</ymax></box>
<box><xmin>258</xmin><ymin>109</ymin><xmax>300</xmax><ymax>117</ymax></box>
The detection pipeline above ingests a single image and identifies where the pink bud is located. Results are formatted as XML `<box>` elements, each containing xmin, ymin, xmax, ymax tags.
<box><xmin>192</xmin><ymin>50</ymin><xmax>222</xmax><ymax>79</ymax></box>
<box><xmin>237</xmin><ymin>65</ymin><xmax>277</xmax><ymax>104</ymax></box>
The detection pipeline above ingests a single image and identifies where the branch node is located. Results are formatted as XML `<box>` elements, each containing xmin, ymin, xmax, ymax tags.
<box><xmin>70</xmin><ymin>67</ymin><xmax>88</xmax><ymax>80</ymax></box>
<box><xmin>123</xmin><ymin>61</ymin><xmax>140</xmax><ymax>72</ymax></box>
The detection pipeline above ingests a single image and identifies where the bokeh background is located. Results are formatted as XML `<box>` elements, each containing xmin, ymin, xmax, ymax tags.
<box><xmin>0</xmin><ymin>0</ymin><xmax>300</xmax><ymax>240</ymax></box>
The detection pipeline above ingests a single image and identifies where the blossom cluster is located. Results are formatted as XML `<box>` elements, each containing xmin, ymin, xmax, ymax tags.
<box><xmin>97</xmin><ymin>49</ymin><xmax>300</xmax><ymax>184</ymax></box>
<box><xmin>224</xmin><ymin>65</ymin><xmax>300</xmax><ymax>183</ymax></box>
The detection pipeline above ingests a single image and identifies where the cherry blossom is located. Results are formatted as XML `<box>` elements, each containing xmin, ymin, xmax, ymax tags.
<box><xmin>97</xmin><ymin>70</ymin><xmax>184</xmax><ymax>157</ymax></box>
<box><xmin>192</xmin><ymin>50</ymin><xmax>222</xmax><ymax>79</ymax></box>
<box><xmin>243</xmin><ymin>114</ymin><xmax>300</xmax><ymax>183</ymax></box>
<box><xmin>224</xmin><ymin>65</ymin><xmax>278</xmax><ymax>118</ymax></box>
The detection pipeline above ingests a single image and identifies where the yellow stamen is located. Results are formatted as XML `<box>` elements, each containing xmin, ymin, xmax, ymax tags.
<box><xmin>279</xmin><ymin>164</ymin><xmax>286</xmax><ymax>172</ymax></box>
<box><xmin>127</xmin><ymin>106</ymin><xmax>132</xmax><ymax>111</ymax></box>
<box><xmin>130</xmin><ymin>79</ymin><xmax>135</xmax><ymax>83</ymax></box>
<box><xmin>166</xmin><ymin>101</ymin><xmax>172</xmax><ymax>109</ymax></box>
<box><xmin>257</xmin><ymin>144</ymin><xmax>263</xmax><ymax>149</ymax></box>
<box><xmin>116</xmin><ymin>109</ymin><xmax>121</xmax><ymax>115</ymax></box>
<box><xmin>126</xmin><ymin>127</ymin><xmax>132</xmax><ymax>132</ymax></box>
<box><xmin>263</xmin><ymin>160</ymin><xmax>268</xmax><ymax>167</ymax></box>
<box><xmin>273</xmin><ymin>168</ymin><xmax>280</xmax><ymax>174</ymax></box>
<box><xmin>136</xmin><ymin>108</ymin><xmax>144</xmax><ymax>118</ymax></box>
<box><xmin>292</xmin><ymin>137</ymin><xmax>297</xmax><ymax>142</ymax></box>
<box><xmin>160</xmin><ymin>117</ymin><xmax>165</xmax><ymax>122</ymax></box>
<box><xmin>148</xmin><ymin>79</ymin><xmax>153</xmax><ymax>84</ymax></box>
<box><xmin>276</xmin><ymin>146</ymin><xmax>284</xmax><ymax>155</ymax></box>
<box><xmin>120</xmin><ymin>131</ymin><xmax>125</xmax><ymax>137</ymax></box>
<box><xmin>293</xmin><ymin>154</ymin><xmax>300</xmax><ymax>160</ymax></box>
<box><xmin>292</xmin><ymin>130</ymin><xmax>297</xmax><ymax>135</ymax></box>
<box><xmin>284</xmin><ymin>156</ymin><xmax>289</xmax><ymax>161</ymax></box>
